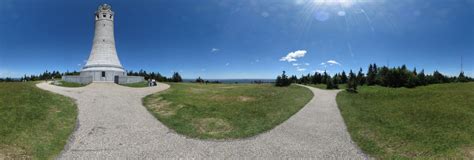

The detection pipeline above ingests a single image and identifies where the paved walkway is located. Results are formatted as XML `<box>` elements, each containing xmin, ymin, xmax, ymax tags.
<box><xmin>36</xmin><ymin>82</ymin><xmax>366</xmax><ymax>159</ymax></box>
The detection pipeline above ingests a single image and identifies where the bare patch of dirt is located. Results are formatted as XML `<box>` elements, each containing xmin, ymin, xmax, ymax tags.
<box><xmin>193</xmin><ymin>118</ymin><xmax>233</xmax><ymax>135</ymax></box>
<box><xmin>189</xmin><ymin>88</ymin><xmax>207</xmax><ymax>94</ymax></box>
<box><xmin>0</xmin><ymin>145</ymin><xmax>30</xmax><ymax>160</ymax></box>
<box><xmin>147</xmin><ymin>97</ymin><xmax>181</xmax><ymax>116</ymax></box>
<box><xmin>210</xmin><ymin>95</ymin><xmax>230</xmax><ymax>101</ymax></box>
<box><xmin>219</xmin><ymin>86</ymin><xmax>237</xmax><ymax>89</ymax></box>
<box><xmin>238</xmin><ymin>96</ymin><xmax>255</xmax><ymax>102</ymax></box>
<box><xmin>463</xmin><ymin>147</ymin><xmax>474</xmax><ymax>159</ymax></box>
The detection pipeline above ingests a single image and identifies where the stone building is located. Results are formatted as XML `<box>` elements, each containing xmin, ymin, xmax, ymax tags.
<box><xmin>63</xmin><ymin>4</ymin><xmax>143</xmax><ymax>84</ymax></box>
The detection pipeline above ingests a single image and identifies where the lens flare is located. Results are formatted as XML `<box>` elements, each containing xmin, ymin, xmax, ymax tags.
<box><xmin>314</xmin><ymin>0</ymin><xmax>354</xmax><ymax>8</ymax></box>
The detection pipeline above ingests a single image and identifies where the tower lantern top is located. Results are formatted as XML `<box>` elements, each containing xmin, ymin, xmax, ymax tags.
<box><xmin>95</xmin><ymin>4</ymin><xmax>114</xmax><ymax>20</ymax></box>
<box><xmin>98</xmin><ymin>4</ymin><xmax>112</xmax><ymax>12</ymax></box>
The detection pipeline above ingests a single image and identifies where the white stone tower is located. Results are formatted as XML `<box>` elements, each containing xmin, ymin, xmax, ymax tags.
<box><xmin>81</xmin><ymin>4</ymin><xmax>125</xmax><ymax>82</ymax></box>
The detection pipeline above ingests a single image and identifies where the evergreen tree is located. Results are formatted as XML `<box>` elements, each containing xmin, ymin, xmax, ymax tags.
<box><xmin>322</xmin><ymin>71</ymin><xmax>329</xmax><ymax>84</ymax></box>
<box><xmin>433</xmin><ymin>71</ymin><xmax>446</xmax><ymax>83</ymax></box>
<box><xmin>275</xmin><ymin>75</ymin><xmax>282</xmax><ymax>86</ymax></box>
<box><xmin>171</xmin><ymin>72</ymin><xmax>183</xmax><ymax>82</ymax></box>
<box><xmin>195</xmin><ymin>77</ymin><xmax>204</xmax><ymax>83</ymax></box>
<box><xmin>356</xmin><ymin>68</ymin><xmax>365</xmax><ymax>86</ymax></box>
<box><xmin>367</xmin><ymin>64</ymin><xmax>377</xmax><ymax>85</ymax></box>
<box><xmin>406</xmin><ymin>74</ymin><xmax>418</xmax><ymax>88</ymax></box>
<box><xmin>417</xmin><ymin>69</ymin><xmax>427</xmax><ymax>86</ymax></box>
<box><xmin>458</xmin><ymin>72</ymin><xmax>468</xmax><ymax>82</ymax></box>
<box><xmin>332</xmin><ymin>76</ymin><xmax>340</xmax><ymax>89</ymax></box>
<box><xmin>346</xmin><ymin>70</ymin><xmax>358</xmax><ymax>93</ymax></box>
<box><xmin>290</xmin><ymin>75</ymin><xmax>298</xmax><ymax>83</ymax></box>
<box><xmin>377</xmin><ymin>66</ymin><xmax>389</xmax><ymax>86</ymax></box>
<box><xmin>311</xmin><ymin>72</ymin><xmax>318</xmax><ymax>84</ymax></box>
<box><xmin>314</xmin><ymin>72</ymin><xmax>323</xmax><ymax>84</ymax></box>
<box><xmin>340</xmin><ymin>71</ymin><xmax>348</xmax><ymax>84</ymax></box>
<box><xmin>275</xmin><ymin>71</ymin><xmax>292</xmax><ymax>87</ymax></box>
<box><xmin>326</xmin><ymin>77</ymin><xmax>337</xmax><ymax>89</ymax></box>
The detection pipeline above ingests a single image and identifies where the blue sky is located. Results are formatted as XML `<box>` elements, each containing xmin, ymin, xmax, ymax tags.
<box><xmin>0</xmin><ymin>0</ymin><xmax>473</xmax><ymax>79</ymax></box>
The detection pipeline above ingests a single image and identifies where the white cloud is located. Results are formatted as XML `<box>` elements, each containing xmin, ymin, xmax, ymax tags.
<box><xmin>280</xmin><ymin>50</ymin><xmax>307</xmax><ymax>62</ymax></box>
<box><xmin>297</xmin><ymin>67</ymin><xmax>306</xmax><ymax>71</ymax></box>
<box><xmin>320</xmin><ymin>62</ymin><xmax>326</xmax><ymax>65</ymax></box>
<box><xmin>261</xmin><ymin>12</ymin><xmax>270</xmax><ymax>18</ymax></box>
<box><xmin>292</xmin><ymin>63</ymin><xmax>300</xmax><ymax>66</ymax></box>
<box><xmin>211</xmin><ymin>48</ymin><xmax>220</xmax><ymax>52</ymax></box>
<box><xmin>327</xmin><ymin>60</ymin><xmax>341</xmax><ymax>66</ymax></box>
<box><xmin>305</xmin><ymin>63</ymin><xmax>310</xmax><ymax>66</ymax></box>
<box><xmin>255</xmin><ymin>59</ymin><xmax>260</xmax><ymax>63</ymax></box>
<box><xmin>225</xmin><ymin>62</ymin><xmax>230</xmax><ymax>66</ymax></box>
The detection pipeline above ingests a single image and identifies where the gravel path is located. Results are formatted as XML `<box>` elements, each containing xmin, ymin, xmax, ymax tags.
<box><xmin>36</xmin><ymin>82</ymin><xmax>366</xmax><ymax>159</ymax></box>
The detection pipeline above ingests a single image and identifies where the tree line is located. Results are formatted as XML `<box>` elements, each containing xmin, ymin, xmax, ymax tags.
<box><xmin>194</xmin><ymin>77</ymin><xmax>222</xmax><ymax>84</ymax></box>
<box><xmin>0</xmin><ymin>70</ymin><xmax>184</xmax><ymax>82</ymax></box>
<box><xmin>275</xmin><ymin>63</ymin><xmax>473</xmax><ymax>91</ymax></box>
<box><xmin>127</xmin><ymin>70</ymin><xmax>183</xmax><ymax>82</ymax></box>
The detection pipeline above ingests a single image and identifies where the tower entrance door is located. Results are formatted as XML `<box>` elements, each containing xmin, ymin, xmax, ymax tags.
<box><xmin>114</xmin><ymin>76</ymin><xmax>119</xmax><ymax>84</ymax></box>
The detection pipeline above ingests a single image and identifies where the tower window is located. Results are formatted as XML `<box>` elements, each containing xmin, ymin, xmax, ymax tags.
<box><xmin>101</xmin><ymin>71</ymin><xmax>105</xmax><ymax>77</ymax></box>
<box><xmin>103</xmin><ymin>14</ymin><xmax>106</xmax><ymax>18</ymax></box>
<box><xmin>110</xmin><ymin>15</ymin><xmax>112</xmax><ymax>18</ymax></box>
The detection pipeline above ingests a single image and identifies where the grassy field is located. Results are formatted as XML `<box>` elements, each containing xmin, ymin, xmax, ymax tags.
<box><xmin>53</xmin><ymin>80</ymin><xmax>87</xmax><ymax>87</ymax></box>
<box><xmin>121</xmin><ymin>81</ymin><xmax>148</xmax><ymax>88</ymax></box>
<box><xmin>0</xmin><ymin>82</ymin><xmax>77</xmax><ymax>159</ymax></box>
<box><xmin>337</xmin><ymin>83</ymin><xmax>474</xmax><ymax>159</ymax></box>
<box><xmin>143</xmin><ymin>83</ymin><xmax>313</xmax><ymax>139</ymax></box>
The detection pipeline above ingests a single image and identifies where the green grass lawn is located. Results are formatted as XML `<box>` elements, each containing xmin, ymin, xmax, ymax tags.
<box><xmin>143</xmin><ymin>83</ymin><xmax>313</xmax><ymax>139</ymax></box>
<box><xmin>120</xmin><ymin>81</ymin><xmax>149</xmax><ymax>88</ymax></box>
<box><xmin>0</xmin><ymin>82</ymin><xmax>77</xmax><ymax>159</ymax></box>
<box><xmin>53</xmin><ymin>80</ymin><xmax>87</xmax><ymax>87</ymax></box>
<box><xmin>337</xmin><ymin>82</ymin><xmax>474</xmax><ymax>159</ymax></box>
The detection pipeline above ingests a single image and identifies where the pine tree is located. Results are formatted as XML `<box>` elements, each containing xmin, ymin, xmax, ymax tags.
<box><xmin>378</xmin><ymin>66</ymin><xmax>389</xmax><ymax>86</ymax></box>
<box><xmin>346</xmin><ymin>70</ymin><xmax>358</xmax><ymax>93</ymax></box>
<box><xmin>367</xmin><ymin>64</ymin><xmax>377</xmax><ymax>85</ymax></box>
<box><xmin>275</xmin><ymin>75</ymin><xmax>282</xmax><ymax>86</ymax></box>
<box><xmin>275</xmin><ymin>71</ymin><xmax>292</xmax><ymax>87</ymax></box>
<box><xmin>195</xmin><ymin>77</ymin><xmax>204</xmax><ymax>83</ymax></box>
<box><xmin>433</xmin><ymin>71</ymin><xmax>446</xmax><ymax>83</ymax></box>
<box><xmin>322</xmin><ymin>71</ymin><xmax>329</xmax><ymax>84</ymax></box>
<box><xmin>406</xmin><ymin>74</ymin><xmax>418</xmax><ymax>88</ymax></box>
<box><xmin>340</xmin><ymin>71</ymin><xmax>348</xmax><ymax>84</ymax></box>
<box><xmin>357</xmin><ymin>68</ymin><xmax>365</xmax><ymax>86</ymax></box>
<box><xmin>332</xmin><ymin>75</ymin><xmax>340</xmax><ymax>89</ymax></box>
<box><xmin>171</xmin><ymin>72</ymin><xmax>183</xmax><ymax>82</ymax></box>
<box><xmin>458</xmin><ymin>72</ymin><xmax>468</xmax><ymax>82</ymax></box>
<box><xmin>326</xmin><ymin>77</ymin><xmax>335</xmax><ymax>89</ymax></box>
<box><xmin>417</xmin><ymin>69</ymin><xmax>426</xmax><ymax>86</ymax></box>
<box><xmin>315</xmin><ymin>73</ymin><xmax>322</xmax><ymax>84</ymax></box>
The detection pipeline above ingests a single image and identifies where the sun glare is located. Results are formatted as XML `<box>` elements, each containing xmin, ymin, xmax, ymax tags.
<box><xmin>313</xmin><ymin>0</ymin><xmax>355</xmax><ymax>8</ymax></box>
